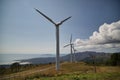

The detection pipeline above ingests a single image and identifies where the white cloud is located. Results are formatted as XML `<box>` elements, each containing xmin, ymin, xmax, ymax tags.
<box><xmin>74</xmin><ymin>20</ymin><xmax>120</xmax><ymax>52</ymax></box>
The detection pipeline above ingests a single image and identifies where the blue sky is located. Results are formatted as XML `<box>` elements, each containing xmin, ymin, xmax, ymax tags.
<box><xmin>0</xmin><ymin>0</ymin><xmax>120</xmax><ymax>54</ymax></box>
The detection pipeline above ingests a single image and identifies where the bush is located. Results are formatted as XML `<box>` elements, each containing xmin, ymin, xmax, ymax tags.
<box><xmin>111</xmin><ymin>53</ymin><xmax>120</xmax><ymax>66</ymax></box>
<box><xmin>0</xmin><ymin>66</ymin><xmax>6</xmax><ymax>75</ymax></box>
<box><xmin>10</xmin><ymin>62</ymin><xmax>21</xmax><ymax>72</ymax></box>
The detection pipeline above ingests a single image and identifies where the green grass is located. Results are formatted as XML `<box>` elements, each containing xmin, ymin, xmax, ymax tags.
<box><xmin>1</xmin><ymin>62</ymin><xmax>120</xmax><ymax>80</ymax></box>
<box><xmin>26</xmin><ymin>72</ymin><xmax>120</xmax><ymax>80</ymax></box>
<box><xmin>25</xmin><ymin>62</ymin><xmax>120</xmax><ymax>80</ymax></box>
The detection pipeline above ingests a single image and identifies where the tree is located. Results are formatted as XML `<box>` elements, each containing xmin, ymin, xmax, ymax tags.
<box><xmin>110</xmin><ymin>53</ymin><xmax>120</xmax><ymax>66</ymax></box>
<box><xmin>10</xmin><ymin>62</ymin><xmax>21</xmax><ymax>72</ymax></box>
<box><xmin>0</xmin><ymin>66</ymin><xmax>6</xmax><ymax>75</ymax></box>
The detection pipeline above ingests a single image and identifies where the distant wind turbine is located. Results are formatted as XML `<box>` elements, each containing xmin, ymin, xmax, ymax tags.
<box><xmin>35</xmin><ymin>8</ymin><xmax>71</xmax><ymax>71</ymax></box>
<box><xmin>64</xmin><ymin>34</ymin><xmax>74</xmax><ymax>62</ymax></box>
<box><xmin>72</xmin><ymin>44</ymin><xmax>77</xmax><ymax>62</ymax></box>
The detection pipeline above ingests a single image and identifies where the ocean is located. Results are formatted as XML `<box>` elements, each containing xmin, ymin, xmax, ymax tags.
<box><xmin>0</xmin><ymin>53</ymin><xmax>56</xmax><ymax>65</ymax></box>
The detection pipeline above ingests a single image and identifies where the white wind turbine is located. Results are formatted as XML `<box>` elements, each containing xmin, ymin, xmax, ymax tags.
<box><xmin>72</xmin><ymin>44</ymin><xmax>77</xmax><ymax>62</ymax></box>
<box><xmin>35</xmin><ymin>8</ymin><xmax>71</xmax><ymax>71</ymax></box>
<box><xmin>64</xmin><ymin>34</ymin><xmax>74</xmax><ymax>62</ymax></box>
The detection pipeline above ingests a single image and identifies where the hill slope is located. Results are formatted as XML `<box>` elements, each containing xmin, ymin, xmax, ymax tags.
<box><xmin>20</xmin><ymin>51</ymin><xmax>111</xmax><ymax>64</ymax></box>
<box><xmin>1</xmin><ymin>62</ymin><xmax>120</xmax><ymax>80</ymax></box>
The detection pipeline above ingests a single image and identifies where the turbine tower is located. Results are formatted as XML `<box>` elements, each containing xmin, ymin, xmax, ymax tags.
<box><xmin>64</xmin><ymin>34</ymin><xmax>74</xmax><ymax>62</ymax></box>
<box><xmin>35</xmin><ymin>8</ymin><xmax>71</xmax><ymax>71</ymax></box>
<box><xmin>72</xmin><ymin>44</ymin><xmax>77</xmax><ymax>62</ymax></box>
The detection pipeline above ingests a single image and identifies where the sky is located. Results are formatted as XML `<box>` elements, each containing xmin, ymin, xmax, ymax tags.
<box><xmin>0</xmin><ymin>0</ymin><xmax>120</xmax><ymax>54</ymax></box>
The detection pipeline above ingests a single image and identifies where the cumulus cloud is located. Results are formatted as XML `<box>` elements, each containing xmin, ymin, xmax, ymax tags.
<box><xmin>74</xmin><ymin>20</ymin><xmax>120</xmax><ymax>52</ymax></box>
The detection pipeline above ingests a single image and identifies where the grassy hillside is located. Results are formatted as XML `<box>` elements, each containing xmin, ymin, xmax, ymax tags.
<box><xmin>1</xmin><ymin>62</ymin><xmax>120</xmax><ymax>80</ymax></box>
<box><xmin>25</xmin><ymin>62</ymin><xmax>120</xmax><ymax>80</ymax></box>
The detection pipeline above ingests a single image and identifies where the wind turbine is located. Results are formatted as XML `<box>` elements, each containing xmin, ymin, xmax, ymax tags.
<box><xmin>35</xmin><ymin>8</ymin><xmax>71</xmax><ymax>71</ymax></box>
<box><xmin>72</xmin><ymin>44</ymin><xmax>77</xmax><ymax>62</ymax></box>
<box><xmin>64</xmin><ymin>34</ymin><xmax>74</xmax><ymax>62</ymax></box>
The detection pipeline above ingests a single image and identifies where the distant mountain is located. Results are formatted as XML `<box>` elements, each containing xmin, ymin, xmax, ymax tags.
<box><xmin>20</xmin><ymin>51</ymin><xmax>112</xmax><ymax>64</ymax></box>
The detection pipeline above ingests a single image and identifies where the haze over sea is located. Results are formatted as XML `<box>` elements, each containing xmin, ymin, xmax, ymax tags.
<box><xmin>0</xmin><ymin>53</ymin><xmax>57</xmax><ymax>65</ymax></box>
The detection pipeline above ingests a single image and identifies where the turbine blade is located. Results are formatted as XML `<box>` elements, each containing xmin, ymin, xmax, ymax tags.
<box><xmin>35</xmin><ymin>8</ymin><xmax>56</xmax><ymax>25</ymax></box>
<box><xmin>64</xmin><ymin>44</ymin><xmax>70</xmax><ymax>48</ymax></box>
<box><xmin>72</xmin><ymin>45</ymin><xmax>75</xmax><ymax>51</ymax></box>
<box><xmin>72</xmin><ymin>44</ymin><xmax>77</xmax><ymax>52</ymax></box>
<box><xmin>58</xmin><ymin>16</ymin><xmax>72</xmax><ymax>25</ymax></box>
<box><xmin>72</xmin><ymin>45</ymin><xmax>74</xmax><ymax>50</ymax></box>
<box><xmin>70</xmin><ymin>34</ymin><xmax>72</xmax><ymax>44</ymax></box>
